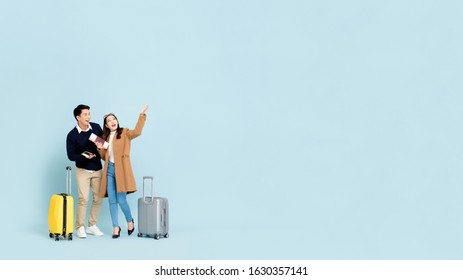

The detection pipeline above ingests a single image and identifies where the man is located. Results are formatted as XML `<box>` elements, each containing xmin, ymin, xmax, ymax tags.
<box><xmin>66</xmin><ymin>104</ymin><xmax>104</xmax><ymax>238</ymax></box>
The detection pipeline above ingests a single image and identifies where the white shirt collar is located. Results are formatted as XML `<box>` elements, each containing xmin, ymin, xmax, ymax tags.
<box><xmin>76</xmin><ymin>123</ymin><xmax>93</xmax><ymax>134</ymax></box>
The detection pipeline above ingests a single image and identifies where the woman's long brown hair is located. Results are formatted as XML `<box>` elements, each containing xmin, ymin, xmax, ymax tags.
<box><xmin>102</xmin><ymin>113</ymin><xmax>123</xmax><ymax>140</ymax></box>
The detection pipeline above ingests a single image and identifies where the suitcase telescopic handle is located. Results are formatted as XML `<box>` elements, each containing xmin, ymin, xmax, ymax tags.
<box><xmin>143</xmin><ymin>176</ymin><xmax>154</xmax><ymax>200</ymax></box>
<box><xmin>66</xmin><ymin>166</ymin><xmax>72</xmax><ymax>195</ymax></box>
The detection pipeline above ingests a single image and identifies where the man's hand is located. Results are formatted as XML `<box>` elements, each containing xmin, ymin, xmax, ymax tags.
<box><xmin>83</xmin><ymin>151</ymin><xmax>96</xmax><ymax>159</ymax></box>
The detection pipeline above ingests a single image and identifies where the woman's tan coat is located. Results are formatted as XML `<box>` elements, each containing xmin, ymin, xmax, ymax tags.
<box><xmin>98</xmin><ymin>114</ymin><xmax>146</xmax><ymax>198</ymax></box>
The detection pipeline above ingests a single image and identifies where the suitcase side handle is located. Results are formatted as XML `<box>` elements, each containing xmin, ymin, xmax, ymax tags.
<box><xmin>142</xmin><ymin>176</ymin><xmax>154</xmax><ymax>200</ymax></box>
<box><xmin>66</xmin><ymin>166</ymin><xmax>72</xmax><ymax>195</ymax></box>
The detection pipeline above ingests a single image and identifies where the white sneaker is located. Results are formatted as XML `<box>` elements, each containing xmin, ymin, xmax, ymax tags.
<box><xmin>86</xmin><ymin>225</ymin><xmax>104</xmax><ymax>236</ymax></box>
<box><xmin>76</xmin><ymin>226</ymin><xmax>87</xmax><ymax>238</ymax></box>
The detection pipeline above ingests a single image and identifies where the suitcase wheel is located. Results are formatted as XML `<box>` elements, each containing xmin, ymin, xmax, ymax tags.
<box><xmin>54</xmin><ymin>236</ymin><xmax>59</xmax><ymax>241</ymax></box>
<box><xmin>164</xmin><ymin>233</ymin><xmax>169</xmax><ymax>238</ymax></box>
<box><xmin>154</xmin><ymin>234</ymin><xmax>160</xmax><ymax>240</ymax></box>
<box><xmin>68</xmin><ymin>234</ymin><xmax>73</xmax><ymax>241</ymax></box>
<box><xmin>137</xmin><ymin>233</ymin><xmax>143</xmax><ymax>237</ymax></box>
<box><xmin>49</xmin><ymin>233</ymin><xmax>53</xmax><ymax>238</ymax></box>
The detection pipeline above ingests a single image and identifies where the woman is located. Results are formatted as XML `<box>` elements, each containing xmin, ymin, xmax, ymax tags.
<box><xmin>96</xmin><ymin>104</ymin><xmax>149</xmax><ymax>238</ymax></box>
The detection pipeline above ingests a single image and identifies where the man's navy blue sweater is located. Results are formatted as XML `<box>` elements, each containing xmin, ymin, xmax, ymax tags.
<box><xmin>66</xmin><ymin>122</ymin><xmax>103</xmax><ymax>171</ymax></box>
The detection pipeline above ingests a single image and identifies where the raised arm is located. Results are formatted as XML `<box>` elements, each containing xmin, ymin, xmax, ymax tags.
<box><xmin>127</xmin><ymin>104</ymin><xmax>149</xmax><ymax>140</ymax></box>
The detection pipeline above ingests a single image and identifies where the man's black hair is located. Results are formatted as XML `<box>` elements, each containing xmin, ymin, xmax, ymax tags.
<box><xmin>73</xmin><ymin>104</ymin><xmax>90</xmax><ymax>121</ymax></box>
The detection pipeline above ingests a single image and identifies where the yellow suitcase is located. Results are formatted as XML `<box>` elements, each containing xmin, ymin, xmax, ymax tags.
<box><xmin>48</xmin><ymin>166</ymin><xmax>74</xmax><ymax>241</ymax></box>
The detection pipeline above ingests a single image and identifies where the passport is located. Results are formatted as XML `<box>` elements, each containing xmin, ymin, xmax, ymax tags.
<box><xmin>89</xmin><ymin>133</ymin><xmax>109</xmax><ymax>149</ymax></box>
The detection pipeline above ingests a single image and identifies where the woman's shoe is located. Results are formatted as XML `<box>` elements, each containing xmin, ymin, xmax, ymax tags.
<box><xmin>112</xmin><ymin>226</ymin><xmax>121</xmax><ymax>239</ymax></box>
<box><xmin>128</xmin><ymin>219</ymin><xmax>135</xmax><ymax>236</ymax></box>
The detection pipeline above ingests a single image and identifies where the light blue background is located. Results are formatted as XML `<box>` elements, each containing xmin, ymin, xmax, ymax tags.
<box><xmin>1</xmin><ymin>0</ymin><xmax>463</xmax><ymax>259</ymax></box>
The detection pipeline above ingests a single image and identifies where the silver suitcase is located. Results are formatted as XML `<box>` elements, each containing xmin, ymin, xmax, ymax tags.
<box><xmin>137</xmin><ymin>176</ymin><xmax>169</xmax><ymax>239</ymax></box>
